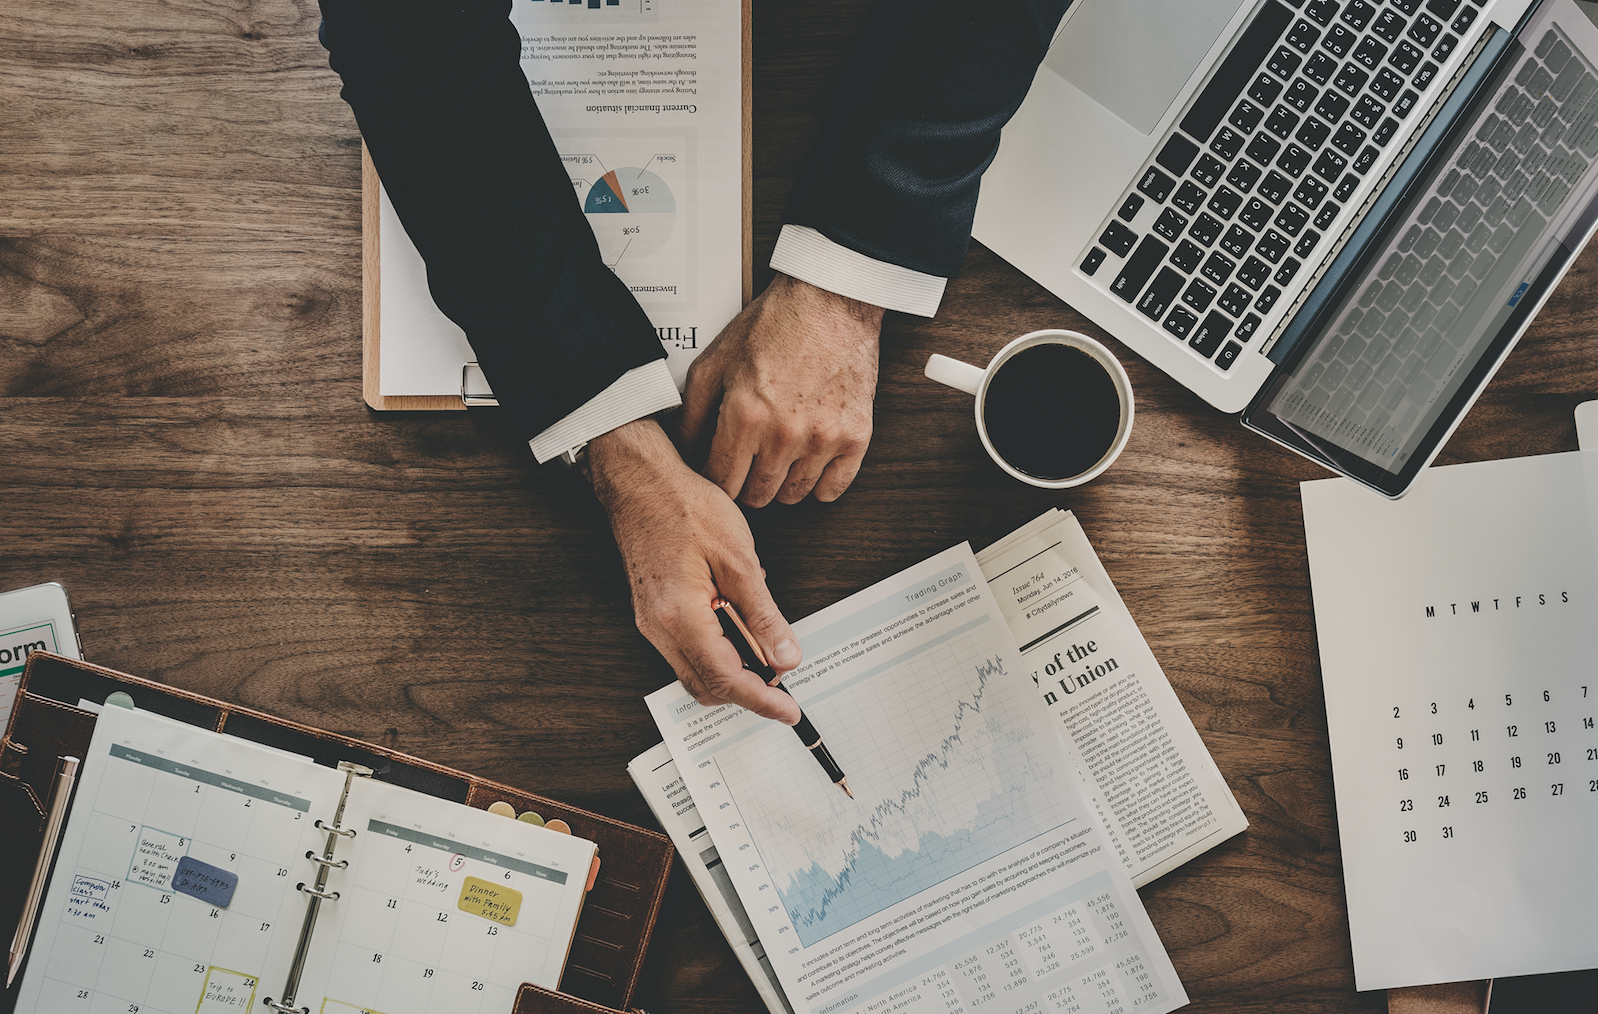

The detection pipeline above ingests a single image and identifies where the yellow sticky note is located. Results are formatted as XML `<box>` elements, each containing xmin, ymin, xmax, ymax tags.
<box><xmin>457</xmin><ymin>876</ymin><xmax>522</xmax><ymax>926</ymax></box>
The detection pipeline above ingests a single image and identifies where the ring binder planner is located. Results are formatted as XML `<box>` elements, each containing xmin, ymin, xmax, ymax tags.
<box><xmin>1</xmin><ymin>654</ymin><xmax>672</xmax><ymax>1014</ymax></box>
<box><xmin>265</xmin><ymin>761</ymin><xmax>372</xmax><ymax>1014</ymax></box>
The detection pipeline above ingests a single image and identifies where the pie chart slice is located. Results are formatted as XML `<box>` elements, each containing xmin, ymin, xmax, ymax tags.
<box><xmin>585</xmin><ymin>172</ymin><xmax>629</xmax><ymax>214</ymax></box>
<box><xmin>583</xmin><ymin>167</ymin><xmax>677</xmax><ymax>262</ymax></box>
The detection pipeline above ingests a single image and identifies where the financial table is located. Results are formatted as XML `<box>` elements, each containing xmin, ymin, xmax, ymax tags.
<box><xmin>2</xmin><ymin>1</ymin><xmax>1596</xmax><ymax>1012</ymax></box>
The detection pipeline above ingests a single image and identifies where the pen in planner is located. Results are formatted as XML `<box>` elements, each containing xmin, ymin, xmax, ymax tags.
<box><xmin>712</xmin><ymin>597</ymin><xmax>853</xmax><ymax>799</ymax></box>
<box><xmin>9</xmin><ymin>754</ymin><xmax>80</xmax><ymax>987</ymax></box>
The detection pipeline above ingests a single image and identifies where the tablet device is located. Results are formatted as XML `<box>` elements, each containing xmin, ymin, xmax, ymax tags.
<box><xmin>0</xmin><ymin>582</ymin><xmax>82</xmax><ymax>734</ymax></box>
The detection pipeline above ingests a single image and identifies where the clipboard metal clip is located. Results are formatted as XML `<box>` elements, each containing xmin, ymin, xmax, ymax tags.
<box><xmin>461</xmin><ymin>362</ymin><xmax>499</xmax><ymax>407</ymax></box>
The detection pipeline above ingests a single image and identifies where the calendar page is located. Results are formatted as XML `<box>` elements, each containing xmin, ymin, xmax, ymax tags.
<box><xmin>13</xmin><ymin>706</ymin><xmax>343</xmax><ymax>1014</ymax></box>
<box><xmin>293</xmin><ymin>777</ymin><xmax>597</xmax><ymax>1014</ymax></box>
<box><xmin>1302</xmin><ymin>450</ymin><xmax>1598</xmax><ymax>990</ymax></box>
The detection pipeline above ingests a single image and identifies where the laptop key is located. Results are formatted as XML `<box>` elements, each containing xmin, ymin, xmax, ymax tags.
<box><xmin>1451</xmin><ymin>6</ymin><xmax>1476</xmax><ymax>33</ymax></box>
<box><xmin>1408</xmin><ymin>12</ymin><xmax>1442</xmax><ymax>46</ymax></box>
<box><xmin>1286</xmin><ymin>80</ymin><xmax>1319</xmax><ymax>112</ymax></box>
<box><xmin>1238</xmin><ymin>256</ymin><xmax>1272</xmax><ymax>289</ymax></box>
<box><xmin>1333</xmin><ymin>122</ymin><xmax>1369</xmax><ymax>154</ymax></box>
<box><xmin>1110</xmin><ymin>235</ymin><xmax>1170</xmax><ymax>302</ymax></box>
<box><xmin>1191</xmin><ymin>312</ymin><xmax>1234</xmax><ymax>358</ymax></box>
<box><xmin>1371</xmin><ymin>67</ymin><xmax>1405</xmax><ymax>102</ymax></box>
<box><xmin>1306</xmin><ymin>0</ymin><xmax>1337</xmax><ymax>26</ymax></box>
<box><xmin>1351</xmin><ymin>96</ymin><xmax>1385</xmax><ymax>128</ymax></box>
<box><xmin>1256</xmin><ymin>284</ymin><xmax>1283</xmax><ymax>312</ymax></box>
<box><xmin>1258</xmin><ymin>169</ymin><xmax>1293</xmax><ymax>204</ymax></box>
<box><xmin>1323</xmin><ymin>24</ymin><xmax>1357</xmax><ymax>58</ymax></box>
<box><xmin>1289</xmin><ymin>19</ymin><xmax>1322</xmax><ymax>52</ymax></box>
<box><xmin>1373</xmin><ymin>116</ymin><xmax>1399</xmax><ymax>147</ymax></box>
<box><xmin>1276</xmin><ymin>202</ymin><xmax>1311</xmax><ymax>234</ymax></box>
<box><xmin>1334</xmin><ymin>172</ymin><xmax>1360</xmax><ymax>202</ymax></box>
<box><xmin>1100</xmin><ymin>221</ymin><xmax>1139</xmax><ymax>257</ymax></box>
<box><xmin>1228</xmin><ymin>159</ymin><xmax>1264</xmax><ymax>193</ymax></box>
<box><xmin>1305</xmin><ymin>51</ymin><xmax>1339</xmax><ymax>85</ymax></box>
<box><xmin>1172</xmin><ymin>180</ymin><xmax>1208</xmax><ymax>214</ymax></box>
<box><xmin>1266</xmin><ymin>105</ymin><xmax>1301</xmax><ymax>139</ymax></box>
<box><xmin>1216</xmin><ymin>340</ymin><xmax>1244</xmax><ymax>370</ymax></box>
<box><xmin>1219</xmin><ymin>282</ymin><xmax>1252</xmax><ymax>316</ymax></box>
<box><xmin>1203</xmin><ymin>250</ymin><xmax>1238</xmax><ymax>284</ymax></box>
<box><xmin>1343</xmin><ymin>0</ymin><xmax>1376</xmax><ymax>30</ymax></box>
<box><xmin>1413</xmin><ymin>60</ymin><xmax>1438</xmax><ymax>88</ymax></box>
<box><xmin>1372</xmin><ymin>10</ymin><xmax>1407</xmax><ymax>43</ymax></box>
<box><xmin>1137</xmin><ymin>165</ymin><xmax>1176</xmax><ymax>201</ymax></box>
<box><xmin>1278</xmin><ymin>143</ymin><xmax>1313</xmax><ymax>176</ymax></box>
<box><xmin>1164</xmin><ymin>306</ymin><xmax>1199</xmax><ymax>339</ymax></box>
<box><xmin>1354</xmin><ymin>37</ymin><xmax>1389</xmax><ymax>71</ymax></box>
<box><xmin>1118</xmin><ymin>194</ymin><xmax>1145</xmax><ymax>221</ymax></box>
<box><xmin>1223</xmin><ymin>223</ymin><xmax>1257</xmax><ymax>256</ymax></box>
<box><xmin>1425</xmin><ymin>0</ymin><xmax>1460</xmax><ymax>19</ymax></box>
<box><xmin>1314</xmin><ymin>148</ymin><xmax>1349</xmax><ymax>180</ymax></box>
<box><xmin>1136</xmin><ymin>266</ymin><xmax>1185</xmax><ymax>319</ymax></box>
<box><xmin>1157</xmin><ymin>134</ymin><xmax>1201</xmax><ymax>176</ymax></box>
<box><xmin>1293</xmin><ymin>176</ymin><xmax>1330</xmax><ymax>209</ymax></box>
<box><xmin>1390</xmin><ymin>39</ymin><xmax>1424</xmax><ymax>74</ymax></box>
<box><xmin>1183</xmin><ymin>277</ymin><xmax>1219</xmax><ymax>313</ymax></box>
<box><xmin>1250</xmin><ymin>73</ymin><xmax>1286</xmax><ymax>107</ymax></box>
<box><xmin>1394</xmin><ymin>88</ymin><xmax>1420</xmax><ymax>118</ymax></box>
<box><xmin>1314</xmin><ymin>200</ymin><xmax>1341</xmax><ymax>229</ymax></box>
<box><xmin>1257</xmin><ymin>228</ymin><xmax>1291</xmax><ymax>262</ymax></box>
<box><xmin>1190</xmin><ymin>212</ymin><xmax>1225</xmax><ymax>246</ymax></box>
<box><xmin>1193</xmin><ymin>153</ymin><xmax>1227</xmax><ymax>187</ymax></box>
<box><xmin>1240</xmin><ymin>198</ymin><xmax>1273</xmax><ymax>232</ymax></box>
<box><xmin>1153</xmin><ymin>208</ymin><xmax>1189</xmax><ymax>240</ymax></box>
<box><xmin>1236</xmin><ymin>313</ymin><xmax>1263</xmax><ymax>342</ymax></box>
<box><xmin>1208</xmin><ymin>185</ymin><xmax>1244</xmax><ymax>219</ymax></box>
<box><xmin>1269</xmin><ymin>45</ymin><xmax>1304</xmax><ymax>80</ymax></box>
<box><xmin>1353</xmin><ymin>144</ymin><xmax>1378</xmax><ymax>173</ymax></box>
<box><xmin>1081</xmin><ymin>248</ymin><xmax>1107</xmax><ymax>275</ymax></box>
<box><xmin>1294</xmin><ymin>229</ymin><xmax>1322</xmax><ymax>256</ymax></box>
<box><xmin>1212</xmin><ymin>126</ymin><xmax>1246</xmax><ymax>160</ymax></box>
<box><xmin>1274</xmin><ymin>257</ymin><xmax>1303</xmax><ymax>284</ymax></box>
<box><xmin>1431</xmin><ymin>34</ymin><xmax>1457</xmax><ymax>62</ymax></box>
<box><xmin>1315</xmin><ymin>90</ymin><xmax>1352</xmax><ymax>123</ymax></box>
<box><xmin>1170</xmin><ymin>239</ymin><xmax>1205</xmax><ymax>272</ymax></box>
<box><xmin>1230</xmin><ymin>101</ymin><xmax>1266</xmax><ymax>135</ymax></box>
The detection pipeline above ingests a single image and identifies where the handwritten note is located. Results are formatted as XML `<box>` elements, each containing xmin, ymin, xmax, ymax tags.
<box><xmin>456</xmin><ymin>876</ymin><xmax>522</xmax><ymax>926</ymax></box>
<box><xmin>196</xmin><ymin>967</ymin><xmax>259</xmax><ymax>1011</ymax></box>
<box><xmin>173</xmin><ymin>855</ymin><xmax>238</xmax><ymax>907</ymax></box>
<box><xmin>64</xmin><ymin>876</ymin><xmax>111</xmax><ymax>922</ymax></box>
<box><xmin>128</xmin><ymin>826</ymin><xmax>186</xmax><ymax>889</ymax></box>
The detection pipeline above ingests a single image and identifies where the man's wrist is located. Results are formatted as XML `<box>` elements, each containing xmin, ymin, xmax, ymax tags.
<box><xmin>770</xmin><ymin>272</ymin><xmax>886</xmax><ymax>336</ymax></box>
<box><xmin>584</xmin><ymin>417</ymin><xmax>679</xmax><ymax>499</ymax></box>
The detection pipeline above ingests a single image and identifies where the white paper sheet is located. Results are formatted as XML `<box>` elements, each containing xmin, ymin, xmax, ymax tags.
<box><xmin>378</xmin><ymin>0</ymin><xmax>745</xmax><ymax>398</ymax></box>
<box><xmin>975</xmin><ymin>510</ymin><xmax>1248</xmax><ymax>887</ymax></box>
<box><xmin>647</xmin><ymin>544</ymin><xmax>1187</xmax><ymax>1014</ymax></box>
<box><xmin>1301</xmin><ymin>451</ymin><xmax>1598</xmax><ymax>990</ymax></box>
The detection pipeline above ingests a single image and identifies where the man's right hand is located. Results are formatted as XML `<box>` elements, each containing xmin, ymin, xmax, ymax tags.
<box><xmin>586</xmin><ymin>417</ymin><xmax>803</xmax><ymax>722</ymax></box>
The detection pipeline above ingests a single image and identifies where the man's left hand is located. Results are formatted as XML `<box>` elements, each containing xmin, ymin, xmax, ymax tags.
<box><xmin>679</xmin><ymin>273</ymin><xmax>883</xmax><ymax>507</ymax></box>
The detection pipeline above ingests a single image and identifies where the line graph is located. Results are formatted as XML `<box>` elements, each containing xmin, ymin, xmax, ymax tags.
<box><xmin>721</xmin><ymin>633</ymin><xmax>1075</xmax><ymax>947</ymax></box>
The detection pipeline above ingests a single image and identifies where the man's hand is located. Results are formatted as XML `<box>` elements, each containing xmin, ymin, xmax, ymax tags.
<box><xmin>680</xmin><ymin>273</ymin><xmax>883</xmax><ymax>507</ymax></box>
<box><xmin>588</xmin><ymin>417</ymin><xmax>802</xmax><ymax>722</ymax></box>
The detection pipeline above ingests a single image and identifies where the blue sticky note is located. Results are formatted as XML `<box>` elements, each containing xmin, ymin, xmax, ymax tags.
<box><xmin>172</xmin><ymin>856</ymin><xmax>238</xmax><ymax>908</ymax></box>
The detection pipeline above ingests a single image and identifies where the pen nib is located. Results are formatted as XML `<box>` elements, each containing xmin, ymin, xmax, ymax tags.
<box><xmin>839</xmin><ymin>778</ymin><xmax>853</xmax><ymax>800</ymax></box>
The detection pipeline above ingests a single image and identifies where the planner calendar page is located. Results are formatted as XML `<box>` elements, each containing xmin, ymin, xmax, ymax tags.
<box><xmin>14</xmin><ymin>706</ymin><xmax>342</xmax><ymax>1014</ymax></box>
<box><xmin>294</xmin><ymin>777</ymin><xmax>597</xmax><ymax>1014</ymax></box>
<box><xmin>1301</xmin><ymin>450</ymin><xmax>1598</xmax><ymax>991</ymax></box>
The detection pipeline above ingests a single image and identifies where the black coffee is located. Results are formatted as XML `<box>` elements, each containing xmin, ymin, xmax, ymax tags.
<box><xmin>981</xmin><ymin>344</ymin><xmax>1122</xmax><ymax>481</ymax></box>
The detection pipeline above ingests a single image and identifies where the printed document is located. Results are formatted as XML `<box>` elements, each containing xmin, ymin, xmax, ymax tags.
<box><xmin>1301</xmin><ymin>450</ymin><xmax>1598</xmax><ymax>990</ymax></box>
<box><xmin>378</xmin><ymin>0</ymin><xmax>743</xmax><ymax>397</ymax></box>
<box><xmin>975</xmin><ymin>510</ymin><xmax>1247</xmax><ymax>886</ymax></box>
<box><xmin>647</xmin><ymin>544</ymin><xmax>1187</xmax><ymax>1014</ymax></box>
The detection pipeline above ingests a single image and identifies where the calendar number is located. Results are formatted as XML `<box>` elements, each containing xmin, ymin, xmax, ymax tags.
<box><xmin>1394</xmin><ymin>707</ymin><xmax>1401</xmax><ymax>718</ymax></box>
<box><xmin>77</xmin><ymin>992</ymin><xmax>88</xmax><ymax>999</ymax></box>
<box><xmin>1586</xmin><ymin>718</ymin><xmax>1595</xmax><ymax>729</ymax></box>
<box><xmin>159</xmin><ymin>895</ymin><xmax>170</xmax><ymax>905</ymax></box>
<box><xmin>1399</xmin><ymin>799</ymin><xmax>1413</xmax><ymax>811</ymax></box>
<box><xmin>1548</xmin><ymin>752</ymin><xmax>1561</xmax><ymax>765</ymax></box>
<box><xmin>472</xmin><ymin>982</ymin><xmax>485</xmax><ymax>991</ymax></box>
<box><xmin>1403</xmin><ymin>830</ymin><xmax>1417</xmax><ymax>842</ymax></box>
<box><xmin>373</xmin><ymin>953</ymin><xmax>383</xmax><ymax>963</ymax></box>
<box><xmin>1545</xmin><ymin>721</ymin><xmax>1557</xmax><ymax>734</ymax></box>
<box><xmin>423</xmin><ymin>969</ymin><xmax>434</xmax><ymax>979</ymax></box>
<box><xmin>1470</xmin><ymin>729</ymin><xmax>1480</xmax><ymax>741</ymax></box>
<box><xmin>1544</xmin><ymin>690</ymin><xmax>1551</xmax><ymax>702</ymax></box>
<box><xmin>487</xmin><ymin>926</ymin><xmax>499</xmax><ymax>936</ymax></box>
<box><xmin>1398</xmin><ymin>768</ymin><xmax>1409</xmax><ymax>780</ymax></box>
<box><xmin>1513</xmin><ymin>787</ymin><xmax>1526</xmax><ymax>799</ymax></box>
<box><xmin>1472</xmin><ymin>760</ymin><xmax>1483</xmax><ymax>772</ymax></box>
<box><xmin>387</xmin><ymin>899</ymin><xmax>398</xmax><ymax>909</ymax></box>
<box><xmin>1551</xmin><ymin>783</ymin><xmax>1564</xmax><ymax>796</ymax></box>
<box><xmin>1589</xmin><ymin>749</ymin><xmax>1598</xmax><ymax>761</ymax></box>
<box><xmin>1474</xmin><ymin>791</ymin><xmax>1488</xmax><ymax>803</ymax></box>
<box><xmin>194</xmin><ymin>964</ymin><xmax>204</xmax><ymax>973</ymax></box>
<box><xmin>143</xmin><ymin>950</ymin><xmax>155</xmax><ymax>959</ymax></box>
<box><xmin>436</xmin><ymin>913</ymin><xmax>448</xmax><ymax>923</ymax></box>
<box><xmin>1507</xmin><ymin>725</ymin><xmax>1518</xmax><ymax>737</ymax></box>
<box><xmin>1511</xmin><ymin>756</ymin><xmax>1522</xmax><ymax>768</ymax></box>
<box><xmin>1589</xmin><ymin>780</ymin><xmax>1598</xmax><ymax>792</ymax></box>
<box><xmin>1397</xmin><ymin>737</ymin><xmax>1404</xmax><ymax>749</ymax></box>
<box><xmin>1435</xmin><ymin>764</ymin><xmax>1446</xmax><ymax>776</ymax></box>
<box><xmin>1431</xmin><ymin>702</ymin><xmax>1438</xmax><ymax>714</ymax></box>
<box><xmin>93</xmin><ymin>935</ymin><xmax>104</xmax><ymax>945</ymax></box>
<box><xmin>1441</xmin><ymin>826</ymin><xmax>1454</xmax><ymax>839</ymax></box>
<box><xmin>1431</xmin><ymin>733</ymin><xmax>1444</xmax><ymax>745</ymax></box>
<box><xmin>1437</xmin><ymin>795</ymin><xmax>1450</xmax><ymax>808</ymax></box>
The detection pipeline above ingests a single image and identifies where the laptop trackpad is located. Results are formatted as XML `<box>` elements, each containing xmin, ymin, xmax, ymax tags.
<box><xmin>1046</xmin><ymin>0</ymin><xmax>1248</xmax><ymax>135</ymax></box>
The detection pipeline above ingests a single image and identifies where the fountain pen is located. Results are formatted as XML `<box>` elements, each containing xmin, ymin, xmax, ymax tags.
<box><xmin>712</xmin><ymin>598</ymin><xmax>853</xmax><ymax>799</ymax></box>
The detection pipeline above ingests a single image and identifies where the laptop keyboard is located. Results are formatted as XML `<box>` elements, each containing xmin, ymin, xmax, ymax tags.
<box><xmin>1270</xmin><ymin>24</ymin><xmax>1598</xmax><ymax>466</ymax></box>
<box><xmin>1080</xmin><ymin>0</ymin><xmax>1485</xmax><ymax>373</ymax></box>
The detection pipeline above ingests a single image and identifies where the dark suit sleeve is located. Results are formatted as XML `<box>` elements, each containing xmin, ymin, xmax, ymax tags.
<box><xmin>319</xmin><ymin>0</ymin><xmax>665</xmax><ymax>441</ymax></box>
<box><xmin>783</xmin><ymin>0</ymin><xmax>1074</xmax><ymax>279</ymax></box>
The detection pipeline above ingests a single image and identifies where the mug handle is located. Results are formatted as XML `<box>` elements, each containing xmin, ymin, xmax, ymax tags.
<box><xmin>924</xmin><ymin>354</ymin><xmax>985</xmax><ymax>397</ymax></box>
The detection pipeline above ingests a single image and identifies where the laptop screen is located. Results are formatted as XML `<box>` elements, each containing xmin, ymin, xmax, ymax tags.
<box><xmin>1244</xmin><ymin>8</ymin><xmax>1598</xmax><ymax>495</ymax></box>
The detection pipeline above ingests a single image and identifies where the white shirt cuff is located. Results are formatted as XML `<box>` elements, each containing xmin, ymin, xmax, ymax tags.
<box><xmin>527</xmin><ymin>359</ymin><xmax>682</xmax><ymax>464</ymax></box>
<box><xmin>770</xmin><ymin>224</ymin><xmax>946</xmax><ymax>317</ymax></box>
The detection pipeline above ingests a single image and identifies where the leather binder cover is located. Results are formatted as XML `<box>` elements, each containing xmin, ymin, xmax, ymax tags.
<box><xmin>0</xmin><ymin>653</ymin><xmax>672</xmax><ymax>1014</ymax></box>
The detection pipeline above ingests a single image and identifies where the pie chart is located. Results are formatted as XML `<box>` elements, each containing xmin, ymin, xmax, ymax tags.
<box><xmin>583</xmin><ymin>167</ymin><xmax>677</xmax><ymax>262</ymax></box>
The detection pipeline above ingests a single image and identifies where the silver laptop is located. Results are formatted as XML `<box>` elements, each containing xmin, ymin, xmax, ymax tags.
<box><xmin>975</xmin><ymin>0</ymin><xmax>1598</xmax><ymax>496</ymax></box>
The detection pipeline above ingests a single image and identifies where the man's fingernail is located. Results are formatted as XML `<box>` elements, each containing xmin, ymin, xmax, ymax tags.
<box><xmin>774</xmin><ymin>639</ymin><xmax>801</xmax><ymax>667</ymax></box>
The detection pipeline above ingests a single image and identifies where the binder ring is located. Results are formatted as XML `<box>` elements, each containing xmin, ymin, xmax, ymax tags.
<box><xmin>315</xmin><ymin>819</ymin><xmax>356</xmax><ymax>837</ymax></box>
<box><xmin>304</xmin><ymin>851</ymin><xmax>350</xmax><ymax>870</ymax></box>
<box><xmin>263</xmin><ymin>998</ymin><xmax>309</xmax><ymax>1013</ymax></box>
<box><xmin>296</xmin><ymin>882</ymin><xmax>340</xmax><ymax>901</ymax></box>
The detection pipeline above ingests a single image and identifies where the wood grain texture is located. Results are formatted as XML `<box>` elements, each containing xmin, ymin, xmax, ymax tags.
<box><xmin>3</xmin><ymin>1</ymin><xmax>1596</xmax><ymax>1012</ymax></box>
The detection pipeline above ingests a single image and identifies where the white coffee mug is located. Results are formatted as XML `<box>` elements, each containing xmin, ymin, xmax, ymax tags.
<box><xmin>924</xmin><ymin>330</ymin><xmax>1134</xmax><ymax>488</ymax></box>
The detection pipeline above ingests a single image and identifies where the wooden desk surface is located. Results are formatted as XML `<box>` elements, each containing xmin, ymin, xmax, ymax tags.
<box><xmin>3</xmin><ymin>2</ymin><xmax>1595</xmax><ymax>1011</ymax></box>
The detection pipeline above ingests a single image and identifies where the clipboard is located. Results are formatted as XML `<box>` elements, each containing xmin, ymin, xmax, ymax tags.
<box><xmin>362</xmin><ymin>0</ymin><xmax>754</xmax><ymax>412</ymax></box>
<box><xmin>0</xmin><ymin>653</ymin><xmax>673</xmax><ymax>1014</ymax></box>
